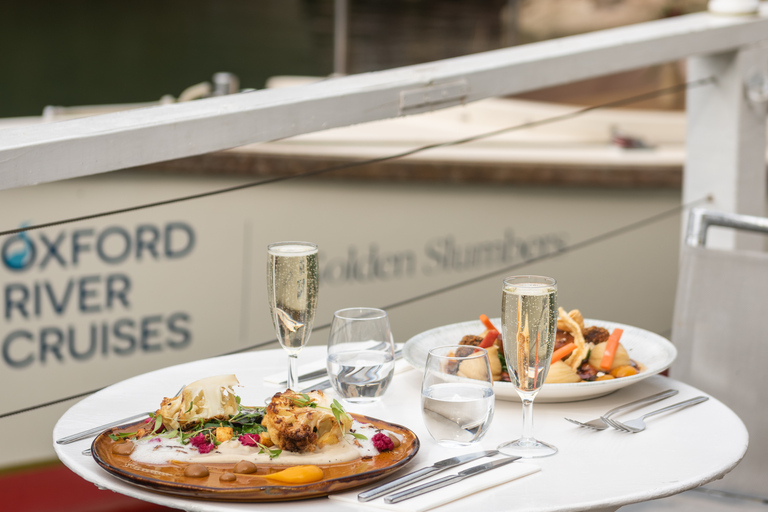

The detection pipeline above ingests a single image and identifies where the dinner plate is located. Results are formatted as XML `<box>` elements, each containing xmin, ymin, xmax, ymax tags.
<box><xmin>403</xmin><ymin>317</ymin><xmax>677</xmax><ymax>403</ymax></box>
<box><xmin>91</xmin><ymin>413</ymin><xmax>419</xmax><ymax>502</ymax></box>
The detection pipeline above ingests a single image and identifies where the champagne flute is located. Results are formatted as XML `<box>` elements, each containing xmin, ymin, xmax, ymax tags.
<box><xmin>267</xmin><ymin>241</ymin><xmax>319</xmax><ymax>391</ymax></box>
<box><xmin>498</xmin><ymin>275</ymin><xmax>558</xmax><ymax>458</ymax></box>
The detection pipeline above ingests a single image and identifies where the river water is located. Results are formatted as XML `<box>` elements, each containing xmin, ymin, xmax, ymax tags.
<box><xmin>0</xmin><ymin>0</ymin><xmax>510</xmax><ymax>118</ymax></box>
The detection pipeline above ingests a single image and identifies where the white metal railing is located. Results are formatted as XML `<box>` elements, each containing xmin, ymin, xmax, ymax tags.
<box><xmin>0</xmin><ymin>3</ymin><xmax>767</xmax><ymax>247</ymax></box>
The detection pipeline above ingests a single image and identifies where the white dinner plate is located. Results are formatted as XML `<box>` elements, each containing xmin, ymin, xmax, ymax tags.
<box><xmin>403</xmin><ymin>317</ymin><xmax>677</xmax><ymax>403</ymax></box>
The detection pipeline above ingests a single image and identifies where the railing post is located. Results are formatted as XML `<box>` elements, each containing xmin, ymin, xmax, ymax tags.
<box><xmin>683</xmin><ymin>42</ymin><xmax>768</xmax><ymax>250</ymax></box>
<box><xmin>333</xmin><ymin>0</ymin><xmax>349</xmax><ymax>76</ymax></box>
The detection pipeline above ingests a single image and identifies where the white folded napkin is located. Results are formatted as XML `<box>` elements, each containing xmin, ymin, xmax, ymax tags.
<box><xmin>328</xmin><ymin>461</ymin><xmax>540</xmax><ymax>512</ymax></box>
<box><xmin>263</xmin><ymin>345</ymin><xmax>413</xmax><ymax>386</ymax></box>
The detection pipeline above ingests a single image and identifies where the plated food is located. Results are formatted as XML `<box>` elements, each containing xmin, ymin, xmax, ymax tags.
<box><xmin>403</xmin><ymin>316</ymin><xmax>677</xmax><ymax>402</ymax></box>
<box><xmin>460</xmin><ymin>309</ymin><xmax>642</xmax><ymax>385</ymax></box>
<box><xmin>92</xmin><ymin>375</ymin><xmax>418</xmax><ymax>501</ymax></box>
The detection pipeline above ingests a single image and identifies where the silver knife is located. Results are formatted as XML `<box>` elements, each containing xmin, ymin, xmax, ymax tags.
<box><xmin>384</xmin><ymin>456</ymin><xmax>522</xmax><ymax>504</ymax></box>
<box><xmin>300</xmin><ymin>379</ymin><xmax>333</xmax><ymax>393</ymax></box>
<box><xmin>283</xmin><ymin>349</ymin><xmax>402</xmax><ymax>387</ymax></box>
<box><xmin>357</xmin><ymin>450</ymin><xmax>499</xmax><ymax>502</ymax></box>
<box><xmin>278</xmin><ymin>367</ymin><xmax>328</xmax><ymax>386</ymax></box>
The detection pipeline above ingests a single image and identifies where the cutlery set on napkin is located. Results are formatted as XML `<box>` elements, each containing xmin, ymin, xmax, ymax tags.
<box><xmin>330</xmin><ymin>450</ymin><xmax>540</xmax><ymax>512</ymax></box>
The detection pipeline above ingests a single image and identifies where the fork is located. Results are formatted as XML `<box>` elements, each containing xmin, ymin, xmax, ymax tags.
<box><xmin>564</xmin><ymin>389</ymin><xmax>679</xmax><ymax>431</ymax></box>
<box><xmin>56</xmin><ymin>384</ymin><xmax>184</xmax><ymax>445</ymax></box>
<box><xmin>605</xmin><ymin>396</ymin><xmax>709</xmax><ymax>433</ymax></box>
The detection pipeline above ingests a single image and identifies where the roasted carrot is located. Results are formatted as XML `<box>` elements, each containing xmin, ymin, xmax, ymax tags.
<box><xmin>550</xmin><ymin>342</ymin><xmax>576</xmax><ymax>364</ymax></box>
<box><xmin>479</xmin><ymin>329</ymin><xmax>499</xmax><ymax>348</ymax></box>
<box><xmin>479</xmin><ymin>314</ymin><xmax>497</xmax><ymax>332</ymax></box>
<box><xmin>599</xmin><ymin>328</ymin><xmax>624</xmax><ymax>371</ymax></box>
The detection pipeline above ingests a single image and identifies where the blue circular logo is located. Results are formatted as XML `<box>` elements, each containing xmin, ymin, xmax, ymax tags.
<box><xmin>1</xmin><ymin>230</ymin><xmax>36</xmax><ymax>272</ymax></box>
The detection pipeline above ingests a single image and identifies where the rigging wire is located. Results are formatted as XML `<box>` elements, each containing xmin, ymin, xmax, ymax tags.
<box><xmin>0</xmin><ymin>77</ymin><xmax>715</xmax><ymax>418</ymax></box>
<box><xmin>0</xmin><ymin>76</ymin><xmax>714</xmax><ymax>238</ymax></box>
<box><xmin>0</xmin><ymin>195</ymin><xmax>709</xmax><ymax>420</ymax></box>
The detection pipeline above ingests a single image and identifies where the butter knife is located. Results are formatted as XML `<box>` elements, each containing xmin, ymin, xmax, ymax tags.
<box><xmin>384</xmin><ymin>455</ymin><xmax>522</xmax><ymax>504</ymax></box>
<box><xmin>283</xmin><ymin>349</ymin><xmax>402</xmax><ymax>387</ymax></box>
<box><xmin>300</xmin><ymin>379</ymin><xmax>333</xmax><ymax>393</ymax></box>
<box><xmin>357</xmin><ymin>449</ymin><xmax>499</xmax><ymax>502</ymax></box>
<box><xmin>278</xmin><ymin>367</ymin><xmax>328</xmax><ymax>386</ymax></box>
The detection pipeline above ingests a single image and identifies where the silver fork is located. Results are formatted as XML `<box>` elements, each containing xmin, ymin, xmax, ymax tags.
<box><xmin>605</xmin><ymin>396</ymin><xmax>709</xmax><ymax>433</ymax></box>
<box><xmin>564</xmin><ymin>389</ymin><xmax>679</xmax><ymax>431</ymax></box>
<box><xmin>56</xmin><ymin>384</ymin><xmax>184</xmax><ymax>445</ymax></box>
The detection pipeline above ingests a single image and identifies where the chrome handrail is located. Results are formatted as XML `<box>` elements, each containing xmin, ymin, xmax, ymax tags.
<box><xmin>686</xmin><ymin>208</ymin><xmax>768</xmax><ymax>247</ymax></box>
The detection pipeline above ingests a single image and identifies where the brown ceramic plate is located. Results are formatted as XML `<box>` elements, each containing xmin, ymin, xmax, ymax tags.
<box><xmin>91</xmin><ymin>413</ymin><xmax>419</xmax><ymax>502</ymax></box>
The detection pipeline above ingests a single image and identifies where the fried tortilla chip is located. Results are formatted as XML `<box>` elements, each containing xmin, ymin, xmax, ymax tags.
<box><xmin>557</xmin><ymin>307</ymin><xmax>590</xmax><ymax>371</ymax></box>
<box><xmin>557</xmin><ymin>309</ymin><xmax>584</xmax><ymax>332</ymax></box>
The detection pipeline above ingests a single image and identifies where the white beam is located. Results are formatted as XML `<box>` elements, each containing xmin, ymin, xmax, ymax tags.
<box><xmin>1</xmin><ymin>4</ymin><xmax>768</xmax><ymax>190</ymax></box>
<box><xmin>684</xmin><ymin>42</ymin><xmax>768</xmax><ymax>250</ymax></box>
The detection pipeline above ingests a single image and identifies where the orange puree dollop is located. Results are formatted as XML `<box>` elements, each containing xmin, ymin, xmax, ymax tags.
<box><xmin>264</xmin><ymin>465</ymin><xmax>324</xmax><ymax>484</ymax></box>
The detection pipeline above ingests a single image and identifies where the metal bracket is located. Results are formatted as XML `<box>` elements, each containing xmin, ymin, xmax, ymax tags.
<box><xmin>686</xmin><ymin>208</ymin><xmax>768</xmax><ymax>247</ymax></box>
<box><xmin>745</xmin><ymin>68</ymin><xmax>768</xmax><ymax>105</ymax></box>
<box><xmin>400</xmin><ymin>80</ymin><xmax>468</xmax><ymax>115</ymax></box>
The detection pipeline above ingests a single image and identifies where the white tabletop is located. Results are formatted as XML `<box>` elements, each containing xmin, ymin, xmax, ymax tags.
<box><xmin>53</xmin><ymin>347</ymin><xmax>747</xmax><ymax>512</ymax></box>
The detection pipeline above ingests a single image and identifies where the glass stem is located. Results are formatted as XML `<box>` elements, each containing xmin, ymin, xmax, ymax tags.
<box><xmin>288</xmin><ymin>353</ymin><xmax>299</xmax><ymax>391</ymax></box>
<box><xmin>520</xmin><ymin>396</ymin><xmax>535</xmax><ymax>446</ymax></box>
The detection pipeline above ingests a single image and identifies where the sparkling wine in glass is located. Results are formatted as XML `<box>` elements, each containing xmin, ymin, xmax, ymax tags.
<box><xmin>498</xmin><ymin>275</ymin><xmax>558</xmax><ymax>458</ymax></box>
<box><xmin>267</xmin><ymin>241</ymin><xmax>319</xmax><ymax>391</ymax></box>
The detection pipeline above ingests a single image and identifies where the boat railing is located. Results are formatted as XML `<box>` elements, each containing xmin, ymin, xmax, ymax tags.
<box><xmin>0</xmin><ymin>2</ymin><xmax>765</xmax><ymax>254</ymax></box>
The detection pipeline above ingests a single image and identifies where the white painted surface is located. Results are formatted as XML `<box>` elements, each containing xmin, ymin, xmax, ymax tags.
<box><xmin>709</xmin><ymin>0</ymin><xmax>761</xmax><ymax>14</ymax></box>
<box><xmin>683</xmin><ymin>43</ymin><xmax>768</xmax><ymax>250</ymax></box>
<box><xmin>53</xmin><ymin>346</ymin><xmax>747</xmax><ymax>512</ymax></box>
<box><xmin>0</xmin><ymin>6</ymin><xmax>767</xmax><ymax>190</ymax></box>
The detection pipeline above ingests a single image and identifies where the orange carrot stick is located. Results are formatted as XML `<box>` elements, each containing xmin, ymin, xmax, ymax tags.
<box><xmin>599</xmin><ymin>328</ymin><xmax>624</xmax><ymax>371</ymax></box>
<box><xmin>550</xmin><ymin>342</ymin><xmax>576</xmax><ymax>364</ymax></box>
<box><xmin>479</xmin><ymin>314</ymin><xmax>497</xmax><ymax>332</ymax></box>
<box><xmin>479</xmin><ymin>329</ymin><xmax>499</xmax><ymax>349</ymax></box>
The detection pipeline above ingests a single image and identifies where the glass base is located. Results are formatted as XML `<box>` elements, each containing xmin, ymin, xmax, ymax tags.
<box><xmin>497</xmin><ymin>438</ymin><xmax>558</xmax><ymax>458</ymax></box>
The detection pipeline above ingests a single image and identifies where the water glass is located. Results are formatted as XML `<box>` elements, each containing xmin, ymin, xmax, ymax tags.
<box><xmin>421</xmin><ymin>345</ymin><xmax>495</xmax><ymax>447</ymax></box>
<box><xmin>326</xmin><ymin>308</ymin><xmax>395</xmax><ymax>403</ymax></box>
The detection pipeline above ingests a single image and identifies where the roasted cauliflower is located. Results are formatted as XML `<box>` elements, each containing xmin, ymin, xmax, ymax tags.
<box><xmin>262</xmin><ymin>390</ymin><xmax>351</xmax><ymax>453</ymax></box>
<box><xmin>157</xmin><ymin>374</ymin><xmax>240</xmax><ymax>431</ymax></box>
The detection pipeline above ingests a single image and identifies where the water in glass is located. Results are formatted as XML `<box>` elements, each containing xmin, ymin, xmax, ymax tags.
<box><xmin>327</xmin><ymin>308</ymin><xmax>395</xmax><ymax>403</ymax></box>
<box><xmin>421</xmin><ymin>345</ymin><xmax>495</xmax><ymax>447</ymax></box>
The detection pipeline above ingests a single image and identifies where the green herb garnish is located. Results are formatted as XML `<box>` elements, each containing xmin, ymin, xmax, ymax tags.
<box><xmin>259</xmin><ymin>444</ymin><xmax>282</xmax><ymax>459</ymax></box>
<box><xmin>108</xmin><ymin>432</ymin><xmax>137</xmax><ymax>441</ymax></box>
<box><xmin>498</xmin><ymin>350</ymin><xmax>507</xmax><ymax>372</ymax></box>
<box><xmin>290</xmin><ymin>393</ymin><xmax>318</xmax><ymax>408</ymax></box>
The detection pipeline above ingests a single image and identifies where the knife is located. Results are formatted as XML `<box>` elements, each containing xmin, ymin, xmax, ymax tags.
<box><xmin>357</xmin><ymin>449</ymin><xmax>499</xmax><ymax>502</ymax></box>
<box><xmin>384</xmin><ymin>456</ymin><xmax>522</xmax><ymax>504</ymax></box>
<box><xmin>282</xmin><ymin>349</ymin><xmax>402</xmax><ymax>387</ymax></box>
<box><xmin>278</xmin><ymin>367</ymin><xmax>328</xmax><ymax>386</ymax></box>
<box><xmin>299</xmin><ymin>379</ymin><xmax>333</xmax><ymax>393</ymax></box>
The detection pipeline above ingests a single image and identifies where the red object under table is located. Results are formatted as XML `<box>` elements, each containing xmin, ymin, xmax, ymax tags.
<box><xmin>0</xmin><ymin>461</ymin><xmax>174</xmax><ymax>512</ymax></box>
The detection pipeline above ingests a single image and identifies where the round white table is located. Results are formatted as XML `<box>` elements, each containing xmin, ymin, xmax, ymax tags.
<box><xmin>53</xmin><ymin>347</ymin><xmax>747</xmax><ymax>512</ymax></box>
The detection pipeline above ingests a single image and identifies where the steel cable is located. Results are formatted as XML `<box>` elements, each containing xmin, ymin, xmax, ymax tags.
<box><xmin>0</xmin><ymin>195</ymin><xmax>708</xmax><ymax>420</ymax></box>
<box><xmin>0</xmin><ymin>77</ymin><xmax>714</xmax><ymax>418</ymax></box>
<box><xmin>0</xmin><ymin>76</ymin><xmax>714</xmax><ymax>238</ymax></box>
